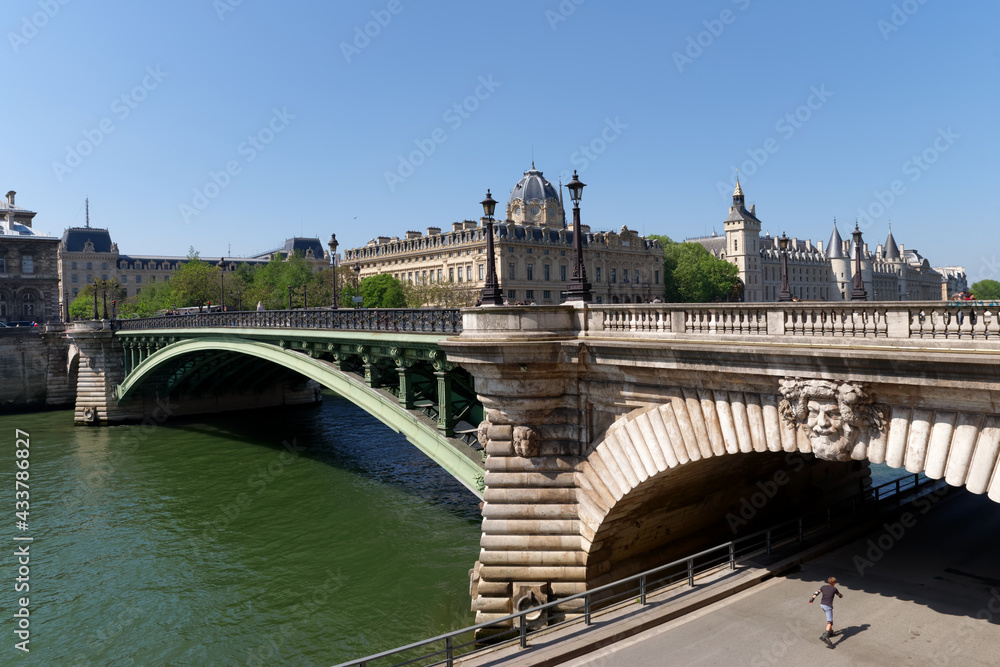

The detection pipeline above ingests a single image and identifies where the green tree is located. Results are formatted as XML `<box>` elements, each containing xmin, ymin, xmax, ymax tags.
<box><xmin>970</xmin><ymin>279</ymin><xmax>1000</xmax><ymax>300</ymax></box>
<box><xmin>68</xmin><ymin>279</ymin><xmax>127</xmax><ymax>319</ymax></box>
<box><xmin>360</xmin><ymin>273</ymin><xmax>407</xmax><ymax>308</ymax></box>
<box><xmin>650</xmin><ymin>235</ymin><xmax>739</xmax><ymax>303</ymax></box>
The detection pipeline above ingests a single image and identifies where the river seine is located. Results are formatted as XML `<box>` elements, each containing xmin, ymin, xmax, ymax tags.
<box><xmin>1</xmin><ymin>394</ymin><xmax>481</xmax><ymax>665</ymax></box>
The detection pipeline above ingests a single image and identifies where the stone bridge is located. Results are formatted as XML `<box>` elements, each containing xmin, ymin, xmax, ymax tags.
<box><xmin>66</xmin><ymin>301</ymin><xmax>1000</xmax><ymax>624</ymax></box>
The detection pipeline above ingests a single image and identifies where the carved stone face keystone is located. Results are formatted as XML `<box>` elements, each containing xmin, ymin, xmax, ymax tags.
<box><xmin>779</xmin><ymin>378</ymin><xmax>886</xmax><ymax>462</ymax></box>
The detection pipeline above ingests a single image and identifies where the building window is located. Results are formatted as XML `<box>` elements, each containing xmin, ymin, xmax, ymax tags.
<box><xmin>466</xmin><ymin>267</ymin><xmax>472</xmax><ymax>281</ymax></box>
<box><xmin>596</xmin><ymin>267</ymin><xmax>602</xmax><ymax>283</ymax></box>
<box><xmin>21</xmin><ymin>256</ymin><xmax>34</xmax><ymax>274</ymax></box>
<box><xmin>136</xmin><ymin>288</ymin><xmax>141</xmax><ymax>295</ymax></box>
<box><xmin>610</xmin><ymin>268</ymin><xmax>617</xmax><ymax>284</ymax></box>
<box><xmin>71</xmin><ymin>274</ymin><xmax>78</xmax><ymax>284</ymax></box>
<box><xmin>635</xmin><ymin>270</ymin><xmax>640</xmax><ymax>283</ymax></box>
<box><xmin>86</xmin><ymin>274</ymin><xmax>92</xmax><ymax>283</ymax></box>
<box><xmin>71</xmin><ymin>262</ymin><xmax>77</xmax><ymax>270</ymax></box>
<box><xmin>508</xmin><ymin>263</ymin><xmax>516</xmax><ymax>280</ymax></box>
<box><xmin>526</xmin><ymin>264</ymin><xmax>534</xmax><ymax>281</ymax></box>
<box><xmin>72</xmin><ymin>289</ymin><xmax>78</xmax><ymax>297</ymax></box>
<box><xmin>543</xmin><ymin>290</ymin><xmax>551</xmax><ymax>299</ymax></box>
<box><xmin>102</xmin><ymin>262</ymin><xmax>107</xmax><ymax>270</ymax></box>
<box><xmin>102</xmin><ymin>274</ymin><xmax>108</xmax><ymax>281</ymax></box>
<box><xmin>0</xmin><ymin>293</ymin><xmax>5</xmax><ymax>317</ymax></box>
<box><xmin>437</xmin><ymin>269</ymin><xmax>442</xmax><ymax>282</ymax></box>
<box><xmin>596</xmin><ymin>296</ymin><xmax>602</xmax><ymax>304</ymax></box>
<box><xmin>508</xmin><ymin>247</ymin><xmax>514</xmax><ymax>253</ymax></box>
<box><xmin>136</xmin><ymin>275</ymin><xmax>142</xmax><ymax>283</ymax></box>
<box><xmin>560</xmin><ymin>250</ymin><xmax>566</xmax><ymax>256</ymax></box>
<box><xmin>0</xmin><ymin>259</ymin><xmax>5</xmax><ymax>273</ymax></box>
<box><xmin>560</xmin><ymin>265</ymin><xmax>567</xmax><ymax>281</ymax></box>
<box><xmin>655</xmin><ymin>270</ymin><xmax>660</xmax><ymax>284</ymax></box>
<box><xmin>543</xmin><ymin>265</ymin><xmax>550</xmax><ymax>281</ymax></box>
<box><xmin>87</xmin><ymin>262</ymin><xmax>92</xmax><ymax>270</ymax></box>
<box><xmin>544</xmin><ymin>249</ymin><xmax>549</xmax><ymax>255</ymax></box>
<box><xmin>449</xmin><ymin>268</ymin><xmax>454</xmax><ymax>282</ymax></box>
<box><xmin>121</xmin><ymin>275</ymin><xmax>127</xmax><ymax>283</ymax></box>
<box><xmin>457</xmin><ymin>268</ymin><xmax>462</xmax><ymax>282</ymax></box>
<box><xmin>22</xmin><ymin>293</ymin><xmax>34</xmax><ymax>317</ymax></box>
<box><xmin>526</xmin><ymin>248</ymin><xmax>532</xmax><ymax>254</ymax></box>
<box><xmin>526</xmin><ymin>290</ymin><xmax>534</xmax><ymax>300</ymax></box>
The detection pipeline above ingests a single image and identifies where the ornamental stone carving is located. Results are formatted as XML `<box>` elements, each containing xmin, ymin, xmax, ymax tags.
<box><xmin>778</xmin><ymin>378</ymin><xmax>886</xmax><ymax>461</ymax></box>
<box><xmin>477</xmin><ymin>420</ymin><xmax>489</xmax><ymax>448</ymax></box>
<box><xmin>513</xmin><ymin>426</ymin><xmax>541</xmax><ymax>458</ymax></box>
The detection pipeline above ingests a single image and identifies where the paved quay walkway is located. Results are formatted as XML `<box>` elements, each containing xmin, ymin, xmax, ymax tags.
<box><xmin>573</xmin><ymin>490</ymin><xmax>1000</xmax><ymax>666</ymax></box>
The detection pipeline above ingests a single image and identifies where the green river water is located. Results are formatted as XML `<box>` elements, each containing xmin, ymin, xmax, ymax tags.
<box><xmin>0</xmin><ymin>394</ymin><xmax>482</xmax><ymax>666</ymax></box>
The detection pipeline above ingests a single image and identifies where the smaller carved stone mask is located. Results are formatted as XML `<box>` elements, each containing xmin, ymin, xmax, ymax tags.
<box><xmin>513</xmin><ymin>426</ymin><xmax>541</xmax><ymax>458</ymax></box>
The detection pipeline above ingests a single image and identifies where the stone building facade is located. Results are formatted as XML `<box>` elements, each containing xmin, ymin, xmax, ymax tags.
<box><xmin>0</xmin><ymin>191</ymin><xmax>60</xmax><ymax>324</ymax></box>
<box><xmin>58</xmin><ymin>218</ymin><xmax>328</xmax><ymax>308</ymax></box>
<box><xmin>689</xmin><ymin>182</ymin><xmax>966</xmax><ymax>302</ymax></box>
<box><xmin>344</xmin><ymin>166</ymin><xmax>665</xmax><ymax>305</ymax></box>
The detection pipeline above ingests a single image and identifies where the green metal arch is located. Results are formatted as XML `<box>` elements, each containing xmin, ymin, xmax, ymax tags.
<box><xmin>117</xmin><ymin>337</ymin><xmax>484</xmax><ymax>498</ymax></box>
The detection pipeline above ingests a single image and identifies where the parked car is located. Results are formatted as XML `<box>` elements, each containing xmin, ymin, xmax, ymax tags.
<box><xmin>7</xmin><ymin>321</ymin><xmax>37</xmax><ymax>327</ymax></box>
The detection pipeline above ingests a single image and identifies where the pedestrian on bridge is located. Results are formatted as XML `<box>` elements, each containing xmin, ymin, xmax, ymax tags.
<box><xmin>256</xmin><ymin>301</ymin><xmax>265</xmax><ymax>312</ymax></box>
<box><xmin>809</xmin><ymin>576</ymin><xmax>843</xmax><ymax>647</ymax></box>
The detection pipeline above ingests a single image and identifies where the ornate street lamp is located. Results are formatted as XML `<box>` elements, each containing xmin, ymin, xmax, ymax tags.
<box><xmin>328</xmin><ymin>233</ymin><xmax>339</xmax><ymax>309</ymax></box>
<box><xmin>564</xmin><ymin>170</ymin><xmax>592</xmax><ymax>302</ymax></box>
<box><xmin>850</xmin><ymin>223</ymin><xmax>868</xmax><ymax>301</ymax></box>
<box><xmin>353</xmin><ymin>263</ymin><xmax>361</xmax><ymax>308</ymax></box>
<box><xmin>479</xmin><ymin>189</ymin><xmax>503</xmax><ymax>306</ymax></box>
<box><xmin>778</xmin><ymin>232</ymin><xmax>793</xmax><ymax>302</ymax></box>
<box><xmin>92</xmin><ymin>280</ymin><xmax>98</xmax><ymax>320</ymax></box>
<box><xmin>287</xmin><ymin>284</ymin><xmax>294</xmax><ymax>310</ymax></box>
<box><xmin>217</xmin><ymin>258</ymin><xmax>227</xmax><ymax>310</ymax></box>
<box><xmin>63</xmin><ymin>290</ymin><xmax>69</xmax><ymax>322</ymax></box>
<box><xmin>101</xmin><ymin>279</ymin><xmax>108</xmax><ymax>320</ymax></box>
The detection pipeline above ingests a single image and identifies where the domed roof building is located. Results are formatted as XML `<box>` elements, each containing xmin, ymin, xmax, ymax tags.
<box><xmin>506</xmin><ymin>163</ymin><xmax>565</xmax><ymax>229</ymax></box>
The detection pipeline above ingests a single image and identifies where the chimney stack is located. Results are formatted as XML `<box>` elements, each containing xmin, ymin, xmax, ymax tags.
<box><xmin>5</xmin><ymin>191</ymin><xmax>14</xmax><ymax>207</ymax></box>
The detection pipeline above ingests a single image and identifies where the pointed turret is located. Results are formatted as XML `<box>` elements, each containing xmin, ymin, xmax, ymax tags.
<box><xmin>884</xmin><ymin>225</ymin><xmax>901</xmax><ymax>261</ymax></box>
<box><xmin>827</xmin><ymin>219</ymin><xmax>845</xmax><ymax>259</ymax></box>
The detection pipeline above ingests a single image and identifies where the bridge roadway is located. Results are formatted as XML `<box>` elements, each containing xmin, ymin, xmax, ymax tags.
<box><xmin>573</xmin><ymin>490</ymin><xmax>1000</xmax><ymax>666</ymax></box>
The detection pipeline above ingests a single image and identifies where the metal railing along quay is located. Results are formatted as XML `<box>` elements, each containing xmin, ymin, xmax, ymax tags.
<box><xmin>334</xmin><ymin>472</ymin><xmax>945</xmax><ymax>667</ymax></box>
<box><xmin>114</xmin><ymin>308</ymin><xmax>463</xmax><ymax>334</ymax></box>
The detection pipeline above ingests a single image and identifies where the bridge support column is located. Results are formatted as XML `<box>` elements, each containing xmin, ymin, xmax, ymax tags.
<box><xmin>70</xmin><ymin>323</ymin><xmax>144</xmax><ymax>425</ymax></box>
<box><xmin>435</xmin><ymin>370</ymin><xmax>454</xmax><ymax>437</ymax></box>
<box><xmin>397</xmin><ymin>366</ymin><xmax>415</xmax><ymax>409</ymax></box>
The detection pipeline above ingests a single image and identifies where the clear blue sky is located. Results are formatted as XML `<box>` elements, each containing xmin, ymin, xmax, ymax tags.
<box><xmin>3</xmin><ymin>1</ymin><xmax>998</xmax><ymax>281</ymax></box>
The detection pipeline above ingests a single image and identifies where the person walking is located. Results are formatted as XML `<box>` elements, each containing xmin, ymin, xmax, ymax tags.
<box><xmin>809</xmin><ymin>577</ymin><xmax>843</xmax><ymax>646</ymax></box>
<box><xmin>256</xmin><ymin>300</ymin><xmax>265</xmax><ymax>312</ymax></box>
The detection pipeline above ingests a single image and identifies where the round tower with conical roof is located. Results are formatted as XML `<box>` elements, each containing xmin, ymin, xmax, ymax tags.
<box><xmin>827</xmin><ymin>220</ymin><xmax>849</xmax><ymax>300</ymax></box>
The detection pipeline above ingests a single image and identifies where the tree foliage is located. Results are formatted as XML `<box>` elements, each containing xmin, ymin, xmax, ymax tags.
<box><xmin>971</xmin><ymin>279</ymin><xmax>1000</xmax><ymax>300</ymax></box>
<box><xmin>360</xmin><ymin>273</ymin><xmax>407</xmax><ymax>308</ymax></box>
<box><xmin>69</xmin><ymin>279</ymin><xmax>127</xmax><ymax>319</ymax></box>
<box><xmin>649</xmin><ymin>235</ymin><xmax>740</xmax><ymax>303</ymax></box>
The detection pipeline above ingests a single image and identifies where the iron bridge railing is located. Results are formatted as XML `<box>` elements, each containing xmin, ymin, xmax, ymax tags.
<box><xmin>334</xmin><ymin>472</ymin><xmax>945</xmax><ymax>667</ymax></box>
<box><xmin>114</xmin><ymin>308</ymin><xmax>463</xmax><ymax>334</ymax></box>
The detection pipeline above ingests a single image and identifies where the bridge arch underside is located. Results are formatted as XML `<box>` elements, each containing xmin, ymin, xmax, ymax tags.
<box><xmin>581</xmin><ymin>450</ymin><xmax>867</xmax><ymax>590</ymax></box>
<box><xmin>116</xmin><ymin>338</ymin><xmax>485</xmax><ymax>498</ymax></box>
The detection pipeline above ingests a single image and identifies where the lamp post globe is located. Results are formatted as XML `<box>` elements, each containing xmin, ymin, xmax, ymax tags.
<box><xmin>778</xmin><ymin>232</ymin><xmax>793</xmax><ymax>302</ymax></box>
<box><xmin>328</xmin><ymin>233</ymin><xmax>339</xmax><ymax>309</ymax></box>
<box><xmin>564</xmin><ymin>170</ymin><xmax>591</xmax><ymax>303</ymax></box>
<box><xmin>850</xmin><ymin>223</ymin><xmax>868</xmax><ymax>301</ymax></box>
<box><xmin>217</xmin><ymin>258</ymin><xmax>227</xmax><ymax>310</ymax></box>
<box><xmin>479</xmin><ymin>189</ymin><xmax>503</xmax><ymax>306</ymax></box>
<box><xmin>353</xmin><ymin>263</ymin><xmax>361</xmax><ymax>308</ymax></box>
